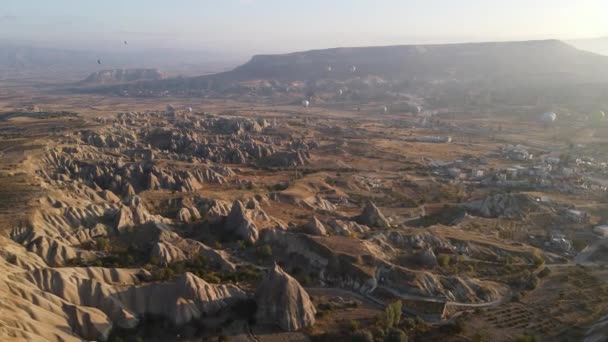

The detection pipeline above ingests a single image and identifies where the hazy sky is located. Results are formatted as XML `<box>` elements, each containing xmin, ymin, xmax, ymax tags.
<box><xmin>2</xmin><ymin>0</ymin><xmax>608</xmax><ymax>55</ymax></box>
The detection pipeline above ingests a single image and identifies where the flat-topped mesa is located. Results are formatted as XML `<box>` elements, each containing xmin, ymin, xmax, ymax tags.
<box><xmin>355</xmin><ymin>201</ymin><xmax>391</xmax><ymax>228</ymax></box>
<box><xmin>254</xmin><ymin>263</ymin><xmax>316</xmax><ymax>331</ymax></box>
<box><xmin>224</xmin><ymin>200</ymin><xmax>259</xmax><ymax>243</ymax></box>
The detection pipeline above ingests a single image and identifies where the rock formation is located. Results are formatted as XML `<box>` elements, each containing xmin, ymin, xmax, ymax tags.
<box><xmin>355</xmin><ymin>201</ymin><xmax>391</xmax><ymax>228</ymax></box>
<box><xmin>302</xmin><ymin>216</ymin><xmax>327</xmax><ymax>236</ymax></box>
<box><xmin>466</xmin><ymin>193</ymin><xmax>542</xmax><ymax>219</ymax></box>
<box><xmin>255</xmin><ymin>263</ymin><xmax>316</xmax><ymax>331</ymax></box>
<box><xmin>224</xmin><ymin>200</ymin><xmax>259</xmax><ymax>243</ymax></box>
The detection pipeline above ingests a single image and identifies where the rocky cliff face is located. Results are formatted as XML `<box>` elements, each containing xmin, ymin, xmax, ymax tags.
<box><xmin>255</xmin><ymin>264</ymin><xmax>316</xmax><ymax>331</ymax></box>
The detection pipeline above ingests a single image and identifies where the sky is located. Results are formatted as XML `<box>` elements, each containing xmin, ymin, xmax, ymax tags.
<box><xmin>2</xmin><ymin>0</ymin><xmax>608</xmax><ymax>56</ymax></box>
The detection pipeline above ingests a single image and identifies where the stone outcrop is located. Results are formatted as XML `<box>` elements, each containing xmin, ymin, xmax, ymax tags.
<box><xmin>224</xmin><ymin>200</ymin><xmax>259</xmax><ymax>243</ymax></box>
<box><xmin>416</xmin><ymin>247</ymin><xmax>438</xmax><ymax>268</ymax></box>
<box><xmin>326</xmin><ymin>219</ymin><xmax>370</xmax><ymax>236</ymax></box>
<box><xmin>148</xmin><ymin>223</ymin><xmax>236</xmax><ymax>271</ymax></box>
<box><xmin>255</xmin><ymin>264</ymin><xmax>316</xmax><ymax>331</ymax></box>
<box><xmin>302</xmin><ymin>216</ymin><xmax>327</xmax><ymax>236</ymax></box>
<box><xmin>177</xmin><ymin>206</ymin><xmax>202</xmax><ymax>223</ymax></box>
<box><xmin>355</xmin><ymin>201</ymin><xmax>390</xmax><ymax>228</ymax></box>
<box><xmin>26</xmin><ymin>235</ymin><xmax>97</xmax><ymax>267</ymax></box>
<box><xmin>465</xmin><ymin>193</ymin><xmax>542</xmax><ymax>219</ymax></box>
<box><xmin>24</xmin><ymin>267</ymin><xmax>247</xmax><ymax>334</ymax></box>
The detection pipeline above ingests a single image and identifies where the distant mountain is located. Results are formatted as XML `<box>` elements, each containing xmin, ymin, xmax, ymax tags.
<box><xmin>91</xmin><ymin>39</ymin><xmax>608</xmax><ymax>98</ymax></box>
<box><xmin>81</xmin><ymin>69</ymin><xmax>165</xmax><ymax>85</ymax></box>
<box><xmin>230</xmin><ymin>39</ymin><xmax>608</xmax><ymax>82</ymax></box>
<box><xmin>569</xmin><ymin>37</ymin><xmax>608</xmax><ymax>56</ymax></box>
<box><xmin>0</xmin><ymin>43</ymin><xmax>241</xmax><ymax>82</ymax></box>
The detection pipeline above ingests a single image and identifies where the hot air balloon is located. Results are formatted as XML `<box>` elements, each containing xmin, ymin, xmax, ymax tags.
<box><xmin>97</xmin><ymin>59</ymin><xmax>102</xmax><ymax>65</ymax></box>
<box><xmin>338</xmin><ymin>89</ymin><xmax>343</xmax><ymax>96</ymax></box>
<box><xmin>382</xmin><ymin>106</ymin><xmax>388</xmax><ymax>113</ymax></box>
<box><xmin>302</xmin><ymin>100</ymin><xmax>310</xmax><ymax>108</ymax></box>
<box><xmin>325</xmin><ymin>66</ymin><xmax>332</xmax><ymax>72</ymax></box>
<box><xmin>350</xmin><ymin>65</ymin><xmax>357</xmax><ymax>73</ymax></box>
<box><xmin>540</xmin><ymin>112</ymin><xmax>557</xmax><ymax>123</ymax></box>
<box><xmin>590</xmin><ymin>110</ymin><xmax>606</xmax><ymax>123</ymax></box>
<box><xmin>124</xmin><ymin>40</ymin><xmax>128</xmax><ymax>45</ymax></box>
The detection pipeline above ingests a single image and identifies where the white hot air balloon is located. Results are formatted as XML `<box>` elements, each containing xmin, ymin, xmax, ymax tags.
<box><xmin>325</xmin><ymin>66</ymin><xmax>332</xmax><ymax>72</ymax></box>
<box><xmin>382</xmin><ymin>106</ymin><xmax>388</xmax><ymax>113</ymax></box>
<box><xmin>350</xmin><ymin>65</ymin><xmax>357</xmax><ymax>73</ymax></box>
<box><xmin>338</xmin><ymin>89</ymin><xmax>343</xmax><ymax>96</ymax></box>
<box><xmin>187</xmin><ymin>107</ymin><xmax>193</xmax><ymax>113</ymax></box>
<box><xmin>540</xmin><ymin>112</ymin><xmax>557</xmax><ymax>123</ymax></box>
<box><xmin>302</xmin><ymin>100</ymin><xmax>310</xmax><ymax>108</ymax></box>
<box><xmin>590</xmin><ymin>110</ymin><xmax>606</xmax><ymax>123</ymax></box>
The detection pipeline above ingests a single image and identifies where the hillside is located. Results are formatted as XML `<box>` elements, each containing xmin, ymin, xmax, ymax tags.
<box><xmin>0</xmin><ymin>43</ymin><xmax>240</xmax><ymax>82</ymax></box>
<box><xmin>232</xmin><ymin>39</ymin><xmax>608</xmax><ymax>81</ymax></box>
<box><xmin>570</xmin><ymin>37</ymin><xmax>608</xmax><ymax>56</ymax></box>
<box><xmin>89</xmin><ymin>39</ymin><xmax>608</xmax><ymax>98</ymax></box>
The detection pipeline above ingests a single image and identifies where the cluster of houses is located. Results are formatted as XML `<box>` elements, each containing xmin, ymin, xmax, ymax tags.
<box><xmin>429</xmin><ymin>157</ymin><xmax>487</xmax><ymax>181</ymax></box>
<box><xmin>494</xmin><ymin>150</ymin><xmax>606</xmax><ymax>193</ymax></box>
<box><xmin>430</xmin><ymin>145</ymin><xmax>608</xmax><ymax>193</ymax></box>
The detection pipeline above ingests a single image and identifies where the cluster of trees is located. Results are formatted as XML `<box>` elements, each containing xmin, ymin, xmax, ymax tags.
<box><xmin>350</xmin><ymin>301</ymin><xmax>430</xmax><ymax>342</ymax></box>
<box><xmin>149</xmin><ymin>255</ymin><xmax>261</xmax><ymax>284</ymax></box>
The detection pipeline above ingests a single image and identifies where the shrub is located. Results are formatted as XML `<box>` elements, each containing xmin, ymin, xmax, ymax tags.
<box><xmin>532</xmin><ymin>252</ymin><xmax>545</xmax><ymax>267</ymax></box>
<box><xmin>439</xmin><ymin>317</ymin><xmax>465</xmax><ymax>334</ymax></box>
<box><xmin>537</xmin><ymin>267</ymin><xmax>551</xmax><ymax>278</ymax></box>
<box><xmin>203</xmin><ymin>273</ymin><xmax>221</xmax><ymax>284</ymax></box>
<box><xmin>352</xmin><ymin>329</ymin><xmax>373</xmax><ymax>342</ymax></box>
<box><xmin>96</xmin><ymin>237</ymin><xmax>109</xmax><ymax>251</ymax></box>
<box><xmin>384</xmin><ymin>328</ymin><xmax>408</xmax><ymax>342</ymax></box>
<box><xmin>572</xmin><ymin>239</ymin><xmax>587</xmax><ymax>252</ymax></box>
<box><xmin>511</xmin><ymin>292</ymin><xmax>522</xmax><ymax>302</ymax></box>
<box><xmin>437</xmin><ymin>254</ymin><xmax>451</xmax><ymax>268</ymax></box>
<box><xmin>515</xmin><ymin>335</ymin><xmax>541</xmax><ymax>342</ymax></box>
<box><xmin>401</xmin><ymin>318</ymin><xmax>416</xmax><ymax>330</ymax></box>
<box><xmin>256</xmin><ymin>244</ymin><xmax>273</xmax><ymax>258</ymax></box>
<box><xmin>526</xmin><ymin>275</ymin><xmax>539</xmax><ymax>290</ymax></box>
<box><xmin>473</xmin><ymin>331</ymin><xmax>487</xmax><ymax>342</ymax></box>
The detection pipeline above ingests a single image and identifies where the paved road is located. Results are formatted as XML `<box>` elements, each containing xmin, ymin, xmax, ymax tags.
<box><xmin>305</xmin><ymin>286</ymin><xmax>385</xmax><ymax>309</ymax></box>
<box><xmin>377</xmin><ymin>285</ymin><xmax>510</xmax><ymax>309</ymax></box>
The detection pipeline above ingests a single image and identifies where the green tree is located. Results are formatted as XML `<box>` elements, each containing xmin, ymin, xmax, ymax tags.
<box><xmin>384</xmin><ymin>328</ymin><xmax>408</xmax><ymax>342</ymax></box>
<box><xmin>96</xmin><ymin>237</ymin><xmax>109</xmax><ymax>251</ymax></box>
<box><xmin>382</xmin><ymin>301</ymin><xmax>402</xmax><ymax>329</ymax></box>
<box><xmin>352</xmin><ymin>329</ymin><xmax>374</xmax><ymax>342</ymax></box>
<box><xmin>256</xmin><ymin>244</ymin><xmax>273</xmax><ymax>258</ymax></box>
